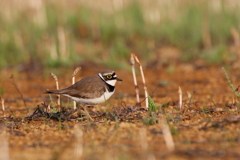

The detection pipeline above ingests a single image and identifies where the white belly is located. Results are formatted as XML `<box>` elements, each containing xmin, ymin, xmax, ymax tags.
<box><xmin>63</xmin><ymin>89</ymin><xmax>115</xmax><ymax>106</ymax></box>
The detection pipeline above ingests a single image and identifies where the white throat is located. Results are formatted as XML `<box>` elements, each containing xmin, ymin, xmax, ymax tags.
<box><xmin>106</xmin><ymin>79</ymin><xmax>117</xmax><ymax>86</ymax></box>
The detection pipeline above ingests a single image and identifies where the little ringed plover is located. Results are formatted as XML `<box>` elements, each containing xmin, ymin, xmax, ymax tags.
<box><xmin>45</xmin><ymin>69</ymin><xmax>122</xmax><ymax>106</ymax></box>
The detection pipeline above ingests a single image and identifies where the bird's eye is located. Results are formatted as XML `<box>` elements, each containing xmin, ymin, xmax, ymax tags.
<box><xmin>106</xmin><ymin>75</ymin><xmax>112</xmax><ymax>79</ymax></box>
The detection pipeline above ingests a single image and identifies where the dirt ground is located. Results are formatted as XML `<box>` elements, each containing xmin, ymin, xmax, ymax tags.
<box><xmin>0</xmin><ymin>61</ymin><xmax>240</xmax><ymax>160</ymax></box>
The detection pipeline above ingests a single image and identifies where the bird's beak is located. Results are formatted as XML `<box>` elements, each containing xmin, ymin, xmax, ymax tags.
<box><xmin>116</xmin><ymin>77</ymin><xmax>122</xmax><ymax>81</ymax></box>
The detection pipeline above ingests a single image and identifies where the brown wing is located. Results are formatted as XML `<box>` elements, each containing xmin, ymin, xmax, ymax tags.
<box><xmin>46</xmin><ymin>75</ymin><xmax>106</xmax><ymax>99</ymax></box>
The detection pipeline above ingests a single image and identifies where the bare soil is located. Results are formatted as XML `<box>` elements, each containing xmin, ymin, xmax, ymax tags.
<box><xmin>0</xmin><ymin>62</ymin><xmax>240</xmax><ymax>160</ymax></box>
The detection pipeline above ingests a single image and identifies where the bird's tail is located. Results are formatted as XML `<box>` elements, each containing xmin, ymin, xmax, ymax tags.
<box><xmin>44</xmin><ymin>89</ymin><xmax>61</xmax><ymax>94</ymax></box>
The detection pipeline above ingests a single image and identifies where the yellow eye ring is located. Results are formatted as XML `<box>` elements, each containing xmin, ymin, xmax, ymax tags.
<box><xmin>106</xmin><ymin>75</ymin><xmax>112</xmax><ymax>79</ymax></box>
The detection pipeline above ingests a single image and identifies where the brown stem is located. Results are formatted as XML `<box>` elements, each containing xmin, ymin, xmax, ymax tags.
<box><xmin>9</xmin><ymin>75</ymin><xmax>28</xmax><ymax>109</ymax></box>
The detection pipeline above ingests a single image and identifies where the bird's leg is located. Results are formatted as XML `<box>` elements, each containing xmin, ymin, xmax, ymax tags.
<box><xmin>83</xmin><ymin>106</ymin><xmax>94</xmax><ymax>121</ymax></box>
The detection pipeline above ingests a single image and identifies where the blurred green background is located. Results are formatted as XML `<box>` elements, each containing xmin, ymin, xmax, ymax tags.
<box><xmin>0</xmin><ymin>0</ymin><xmax>240</xmax><ymax>69</ymax></box>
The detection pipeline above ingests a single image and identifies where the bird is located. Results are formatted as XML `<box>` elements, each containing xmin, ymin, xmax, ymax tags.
<box><xmin>45</xmin><ymin>69</ymin><xmax>122</xmax><ymax>120</ymax></box>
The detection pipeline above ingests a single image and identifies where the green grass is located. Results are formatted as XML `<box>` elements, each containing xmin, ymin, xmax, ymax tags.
<box><xmin>0</xmin><ymin>1</ymin><xmax>240</xmax><ymax>69</ymax></box>
<box><xmin>143</xmin><ymin>95</ymin><xmax>158</xmax><ymax>125</ymax></box>
<box><xmin>222</xmin><ymin>67</ymin><xmax>240</xmax><ymax>98</ymax></box>
<box><xmin>148</xmin><ymin>95</ymin><xmax>156</xmax><ymax>112</ymax></box>
<box><xmin>142</xmin><ymin>116</ymin><xmax>157</xmax><ymax>125</ymax></box>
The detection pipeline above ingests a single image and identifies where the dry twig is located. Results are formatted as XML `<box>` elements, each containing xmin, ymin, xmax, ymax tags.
<box><xmin>50</xmin><ymin>73</ymin><xmax>60</xmax><ymax>107</ymax></box>
<box><xmin>187</xmin><ymin>91</ymin><xmax>195</xmax><ymax>105</ymax></box>
<box><xmin>178</xmin><ymin>86</ymin><xmax>182</xmax><ymax>109</ymax></box>
<box><xmin>133</xmin><ymin>54</ymin><xmax>148</xmax><ymax>109</ymax></box>
<box><xmin>130</xmin><ymin>53</ymin><xmax>140</xmax><ymax>105</ymax></box>
<box><xmin>72</xmin><ymin>67</ymin><xmax>81</xmax><ymax>110</ymax></box>
<box><xmin>0</xmin><ymin>96</ymin><xmax>6</xmax><ymax>117</ymax></box>
<box><xmin>9</xmin><ymin>75</ymin><xmax>28</xmax><ymax>109</ymax></box>
<box><xmin>159</xmin><ymin>117</ymin><xmax>175</xmax><ymax>152</ymax></box>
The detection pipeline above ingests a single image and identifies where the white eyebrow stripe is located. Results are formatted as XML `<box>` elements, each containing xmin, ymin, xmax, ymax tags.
<box><xmin>98</xmin><ymin>73</ymin><xmax>105</xmax><ymax>80</ymax></box>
